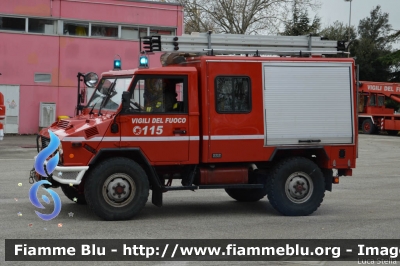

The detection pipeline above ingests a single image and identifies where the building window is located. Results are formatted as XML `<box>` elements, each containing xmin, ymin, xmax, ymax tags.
<box><xmin>29</xmin><ymin>18</ymin><xmax>56</xmax><ymax>34</ymax></box>
<box><xmin>121</xmin><ymin>26</ymin><xmax>139</xmax><ymax>40</ymax></box>
<box><xmin>35</xmin><ymin>73</ymin><xmax>52</xmax><ymax>83</ymax></box>
<box><xmin>150</xmin><ymin>28</ymin><xmax>175</xmax><ymax>35</ymax></box>
<box><xmin>139</xmin><ymin>28</ymin><xmax>150</xmax><ymax>37</ymax></box>
<box><xmin>91</xmin><ymin>24</ymin><xmax>118</xmax><ymax>37</ymax></box>
<box><xmin>63</xmin><ymin>22</ymin><xmax>88</xmax><ymax>36</ymax></box>
<box><xmin>215</xmin><ymin>76</ymin><xmax>251</xmax><ymax>113</ymax></box>
<box><xmin>0</xmin><ymin>16</ymin><xmax>25</xmax><ymax>31</ymax></box>
<box><xmin>139</xmin><ymin>28</ymin><xmax>175</xmax><ymax>37</ymax></box>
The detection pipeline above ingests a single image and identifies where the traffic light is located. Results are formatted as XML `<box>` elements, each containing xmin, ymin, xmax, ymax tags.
<box><xmin>139</xmin><ymin>54</ymin><xmax>149</xmax><ymax>68</ymax></box>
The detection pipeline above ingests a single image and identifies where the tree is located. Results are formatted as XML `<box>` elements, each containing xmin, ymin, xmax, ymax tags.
<box><xmin>351</xmin><ymin>5</ymin><xmax>393</xmax><ymax>82</ymax></box>
<box><xmin>281</xmin><ymin>1</ymin><xmax>320</xmax><ymax>36</ymax></box>
<box><xmin>380</xmin><ymin>30</ymin><xmax>400</xmax><ymax>82</ymax></box>
<box><xmin>171</xmin><ymin>0</ymin><xmax>320</xmax><ymax>34</ymax></box>
<box><xmin>319</xmin><ymin>21</ymin><xmax>356</xmax><ymax>42</ymax></box>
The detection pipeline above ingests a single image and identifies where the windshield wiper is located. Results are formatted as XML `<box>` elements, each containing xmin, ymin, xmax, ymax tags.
<box><xmin>88</xmin><ymin>104</ymin><xmax>96</xmax><ymax>115</ymax></box>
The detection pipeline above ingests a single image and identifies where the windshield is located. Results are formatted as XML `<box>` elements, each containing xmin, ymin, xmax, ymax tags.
<box><xmin>86</xmin><ymin>76</ymin><xmax>132</xmax><ymax>111</ymax></box>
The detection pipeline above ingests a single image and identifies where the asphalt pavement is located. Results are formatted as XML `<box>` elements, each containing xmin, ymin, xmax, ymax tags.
<box><xmin>1</xmin><ymin>134</ymin><xmax>400</xmax><ymax>266</ymax></box>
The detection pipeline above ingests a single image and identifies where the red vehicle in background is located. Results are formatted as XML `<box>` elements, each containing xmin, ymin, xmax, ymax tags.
<box><xmin>358</xmin><ymin>81</ymin><xmax>400</xmax><ymax>135</ymax></box>
<box><xmin>30</xmin><ymin>33</ymin><xmax>358</xmax><ymax>220</ymax></box>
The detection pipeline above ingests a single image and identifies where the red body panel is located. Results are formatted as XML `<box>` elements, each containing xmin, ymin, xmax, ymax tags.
<box><xmin>194</xmin><ymin>56</ymin><xmax>357</xmax><ymax>170</ymax></box>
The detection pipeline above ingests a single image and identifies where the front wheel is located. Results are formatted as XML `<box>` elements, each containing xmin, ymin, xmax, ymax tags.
<box><xmin>362</xmin><ymin>119</ymin><xmax>376</xmax><ymax>134</ymax></box>
<box><xmin>84</xmin><ymin>157</ymin><xmax>149</xmax><ymax>221</ymax></box>
<box><xmin>266</xmin><ymin>157</ymin><xmax>325</xmax><ymax>216</ymax></box>
<box><xmin>61</xmin><ymin>185</ymin><xmax>86</xmax><ymax>205</ymax></box>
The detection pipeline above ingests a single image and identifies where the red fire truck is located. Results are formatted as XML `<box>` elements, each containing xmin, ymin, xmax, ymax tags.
<box><xmin>30</xmin><ymin>33</ymin><xmax>358</xmax><ymax>220</ymax></box>
<box><xmin>358</xmin><ymin>81</ymin><xmax>400</xmax><ymax>135</ymax></box>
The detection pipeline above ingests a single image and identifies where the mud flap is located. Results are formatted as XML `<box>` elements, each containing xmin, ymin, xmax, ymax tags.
<box><xmin>152</xmin><ymin>187</ymin><xmax>163</xmax><ymax>207</ymax></box>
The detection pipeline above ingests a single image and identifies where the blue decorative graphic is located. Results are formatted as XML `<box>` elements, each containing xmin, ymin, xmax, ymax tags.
<box><xmin>34</xmin><ymin>130</ymin><xmax>60</xmax><ymax>177</ymax></box>
<box><xmin>29</xmin><ymin>180</ymin><xmax>62</xmax><ymax>221</ymax></box>
<box><xmin>31</xmin><ymin>130</ymin><xmax>62</xmax><ymax>221</ymax></box>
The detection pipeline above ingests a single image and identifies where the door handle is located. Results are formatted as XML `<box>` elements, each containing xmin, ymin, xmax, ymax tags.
<box><xmin>298</xmin><ymin>139</ymin><xmax>321</xmax><ymax>143</ymax></box>
<box><xmin>173</xmin><ymin>129</ymin><xmax>187</xmax><ymax>134</ymax></box>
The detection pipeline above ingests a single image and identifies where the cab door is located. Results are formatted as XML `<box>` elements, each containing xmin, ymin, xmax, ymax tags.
<box><xmin>120</xmin><ymin>75</ymin><xmax>190</xmax><ymax>163</ymax></box>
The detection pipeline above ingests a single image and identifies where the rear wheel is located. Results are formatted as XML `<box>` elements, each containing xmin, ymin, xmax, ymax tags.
<box><xmin>362</xmin><ymin>119</ymin><xmax>376</xmax><ymax>134</ymax></box>
<box><xmin>387</xmin><ymin>130</ymin><xmax>398</xmax><ymax>136</ymax></box>
<box><xmin>84</xmin><ymin>157</ymin><xmax>149</xmax><ymax>220</ymax></box>
<box><xmin>266</xmin><ymin>157</ymin><xmax>325</xmax><ymax>216</ymax></box>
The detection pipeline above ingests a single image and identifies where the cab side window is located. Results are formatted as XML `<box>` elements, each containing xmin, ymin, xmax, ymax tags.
<box><xmin>215</xmin><ymin>76</ymin><xmax>251</xmax><ymax>113</ymax></box>
<box><xmin>129</xmin><ymin>76</ymin><xmax>187</xmax><ymax>113</ymax></box>
<box><xmin>369</xmin><ymin>95</ymin><xmax>376</xmax><ymax>107</ymax></box>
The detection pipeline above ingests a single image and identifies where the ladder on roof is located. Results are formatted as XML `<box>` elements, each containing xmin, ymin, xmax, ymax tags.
<box><xmin>140</xmin><ymin>31</ymin><xmax>347</xmax><ymax>56</ymax></box>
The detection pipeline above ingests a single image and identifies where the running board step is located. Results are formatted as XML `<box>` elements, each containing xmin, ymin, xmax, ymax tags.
<box><xmin>163</xmin><ymin>184</ymin><xmax>264</xmax><ymax>191</ymax></box>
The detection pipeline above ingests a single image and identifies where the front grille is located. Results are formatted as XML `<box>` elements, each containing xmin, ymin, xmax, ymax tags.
<box><xmin>52</xmin><ymin>170</ymin><xmax>77</xmax><ymax>180</ymax></box>
<box><xmin>57</xmin><ymin>119</ymin><xmax>70</xmax><ymax>129</ymax></box>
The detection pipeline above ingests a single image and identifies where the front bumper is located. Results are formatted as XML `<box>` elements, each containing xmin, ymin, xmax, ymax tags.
<box><xmin>32</xmin><ymin>156</ymin><xmax>89</xmax><ymax>185</ymax></box>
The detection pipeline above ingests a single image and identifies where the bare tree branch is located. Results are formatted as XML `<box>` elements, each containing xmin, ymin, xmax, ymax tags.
<box><xmin>167</xmin><ymin>0</ymin><xmax>320</xmax><ymax>34</ymax></box>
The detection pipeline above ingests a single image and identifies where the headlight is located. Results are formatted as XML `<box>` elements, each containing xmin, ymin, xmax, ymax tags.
<box><xmin>84</xmin><ymin>72</ymin><xmax>99</xmax><ymax>87</ymax></box>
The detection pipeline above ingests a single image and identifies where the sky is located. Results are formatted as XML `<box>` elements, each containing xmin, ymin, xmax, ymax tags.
<box><xmin>311</xmin><ymin>0</ymin><xmax>400</xmax><ymax>48</ymax></box>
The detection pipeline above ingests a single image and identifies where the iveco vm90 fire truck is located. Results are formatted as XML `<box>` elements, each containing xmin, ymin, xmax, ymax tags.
<box><xmin>30</xmin><ymin>33</ymin><xmax>358</xmax><ymax>220</ymax></box>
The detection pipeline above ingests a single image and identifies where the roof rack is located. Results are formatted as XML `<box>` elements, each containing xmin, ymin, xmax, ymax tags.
<box><xmin>140</xmin><ymin>30</ymin><xmax>347</xmax><ymax>56</ymax></box>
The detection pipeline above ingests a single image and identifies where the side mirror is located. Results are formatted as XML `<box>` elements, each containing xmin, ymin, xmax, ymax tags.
<box><xmin>122</xmin><ymin>91</ymin><xmax>130</xmax><ymax>111</ymax></box>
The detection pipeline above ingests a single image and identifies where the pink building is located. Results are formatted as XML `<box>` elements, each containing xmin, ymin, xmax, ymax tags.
<box><xmin>0</xmin><ymin>0</ymin><xmax>183</xmax><ymax>134</ymax></box>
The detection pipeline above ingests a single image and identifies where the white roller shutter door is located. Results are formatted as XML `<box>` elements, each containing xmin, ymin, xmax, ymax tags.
<box><xmin>263</xmin><ymin>62</ymin><xmax>354</xmax><ymax>146</ymax></box>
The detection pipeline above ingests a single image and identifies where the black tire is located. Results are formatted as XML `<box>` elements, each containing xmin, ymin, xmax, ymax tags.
<box><xmin>84</xmin><ymin>157</ymin><xmax>149</xmax><ymax>221</ymax></box>
<box><xmin>387</xmin><ymin>130</ymin><xmax>398</xmax><ymax>136</ymax></box>
<box><xmin>61</xmin><ymin>185</ymin><xmax>87</xmax><ymax>205</ymax></box>
<box><xmin>225</xmin><ymin>172</ymin><xmax>268</xmax><ymax>202</ymax></box>
<box><xmin>266</xmin><ymin>157</ymin><xmax>325</xmax><ymax>216</ymax></box>
<box><xmin>362</xmin><ymin>119</ymin><xmax>376</xmax><ymax>134</ymax></box>
<box><xmin>225</xmin><ymin>187</ymin><xmax>267</xmax><ymax>202</ymax></box>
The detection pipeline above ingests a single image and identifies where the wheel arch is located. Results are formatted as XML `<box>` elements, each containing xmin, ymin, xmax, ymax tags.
<box><xmin>88</xmin><ymin>148</ymin><xmax>163</xmax><ymax>206</ymax></box>
<box><xmin>269</xmin><ymin>148</ymin><xmax>331</xmax><ymax>191</ymax></box>
<box><xmin>269</xmin><ymin>147</ymin><xmax>329</xmax><ymax>164</ymax></box>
